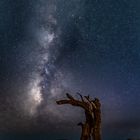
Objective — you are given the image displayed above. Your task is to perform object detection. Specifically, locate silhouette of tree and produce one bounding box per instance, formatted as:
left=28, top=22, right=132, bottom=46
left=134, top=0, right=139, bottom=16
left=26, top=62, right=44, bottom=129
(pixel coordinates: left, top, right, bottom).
left=56, top=93, right=101, bottom=140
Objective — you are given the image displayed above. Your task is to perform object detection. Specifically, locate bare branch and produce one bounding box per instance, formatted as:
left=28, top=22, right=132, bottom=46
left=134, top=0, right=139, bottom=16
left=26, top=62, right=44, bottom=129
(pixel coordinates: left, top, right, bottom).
left=56, top=93, right=89, bottom=111
left=77, top=92, right=84, bottom=102
left=56, top=99, right=89, bottom=111
left=66, top=93, right=75, bottom=100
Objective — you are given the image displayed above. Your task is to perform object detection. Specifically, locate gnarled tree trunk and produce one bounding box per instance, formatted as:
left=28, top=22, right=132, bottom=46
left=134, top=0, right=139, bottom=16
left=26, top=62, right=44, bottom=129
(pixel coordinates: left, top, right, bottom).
left=56, top=93, right=101, bottom=140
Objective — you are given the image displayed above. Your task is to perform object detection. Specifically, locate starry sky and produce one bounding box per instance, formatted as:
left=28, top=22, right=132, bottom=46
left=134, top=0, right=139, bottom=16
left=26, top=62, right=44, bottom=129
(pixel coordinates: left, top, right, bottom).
left=0, top=0, right=140, bottom=140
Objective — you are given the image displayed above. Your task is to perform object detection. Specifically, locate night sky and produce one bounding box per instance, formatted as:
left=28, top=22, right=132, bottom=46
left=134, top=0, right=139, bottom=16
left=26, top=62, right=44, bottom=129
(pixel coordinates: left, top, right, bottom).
left=0, top=0, right=140, bottom=140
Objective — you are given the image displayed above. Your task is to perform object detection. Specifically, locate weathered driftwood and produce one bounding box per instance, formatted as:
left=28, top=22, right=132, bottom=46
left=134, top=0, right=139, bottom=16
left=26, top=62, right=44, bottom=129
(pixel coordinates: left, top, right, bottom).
left=56, top=93, right=101, bottom=140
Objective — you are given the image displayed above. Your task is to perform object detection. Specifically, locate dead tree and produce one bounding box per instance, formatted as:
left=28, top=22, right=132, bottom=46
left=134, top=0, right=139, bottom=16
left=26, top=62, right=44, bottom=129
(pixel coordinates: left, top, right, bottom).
left=56, top=93, right=101, bottom=140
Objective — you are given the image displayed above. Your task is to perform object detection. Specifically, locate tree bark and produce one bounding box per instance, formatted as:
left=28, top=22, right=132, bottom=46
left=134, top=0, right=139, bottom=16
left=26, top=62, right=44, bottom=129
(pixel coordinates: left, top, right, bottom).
left=78, top=122, right=91, bottom=140
left=92, top=99, right=101, bottom=140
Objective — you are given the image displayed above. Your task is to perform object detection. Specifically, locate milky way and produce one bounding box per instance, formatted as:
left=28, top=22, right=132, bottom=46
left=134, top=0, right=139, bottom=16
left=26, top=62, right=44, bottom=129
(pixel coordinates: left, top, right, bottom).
left=23, top=0, right=58, bottom=116
left=23, top=0, right=81, bottom=120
